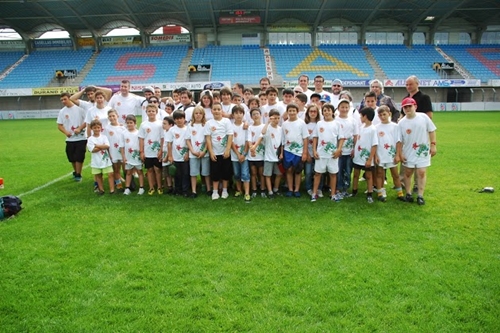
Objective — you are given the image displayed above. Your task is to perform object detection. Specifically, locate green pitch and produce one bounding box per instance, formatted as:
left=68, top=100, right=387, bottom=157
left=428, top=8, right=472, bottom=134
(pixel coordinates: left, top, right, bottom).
left=1, top=112, right=499, bottom=332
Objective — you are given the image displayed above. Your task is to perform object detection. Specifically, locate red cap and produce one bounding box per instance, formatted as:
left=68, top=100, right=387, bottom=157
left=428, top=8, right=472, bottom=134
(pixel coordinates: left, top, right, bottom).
left=401, top=97, right=417, bottom=107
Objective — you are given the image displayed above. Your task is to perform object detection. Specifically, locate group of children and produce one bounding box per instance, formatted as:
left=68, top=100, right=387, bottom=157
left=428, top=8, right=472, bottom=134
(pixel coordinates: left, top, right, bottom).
left=81, top=84, right=437, bottom=205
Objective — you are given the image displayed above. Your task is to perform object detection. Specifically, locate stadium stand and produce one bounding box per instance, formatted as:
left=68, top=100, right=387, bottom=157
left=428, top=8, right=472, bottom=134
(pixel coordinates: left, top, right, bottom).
left=81, top=45, right=188, bottom=86
left=0, top=51, right=24, bottom=73
left=439, top=44, right=500, bottom=82
left=368, top=45, right=448, bottom=80
left=269, top=44, right=373, bottom=81
left=190, top=45, right=266, bottom=85
left=0, top=50, right=92, bottom=89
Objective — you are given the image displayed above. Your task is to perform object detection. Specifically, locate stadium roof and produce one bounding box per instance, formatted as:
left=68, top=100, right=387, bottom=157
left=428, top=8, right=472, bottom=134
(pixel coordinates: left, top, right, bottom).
left=0, top=0, right=499, bottom=40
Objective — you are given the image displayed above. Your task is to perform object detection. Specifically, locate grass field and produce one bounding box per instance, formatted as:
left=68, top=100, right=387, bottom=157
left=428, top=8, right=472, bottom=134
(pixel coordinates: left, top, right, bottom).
left=1, top=112, right=499, bottom=332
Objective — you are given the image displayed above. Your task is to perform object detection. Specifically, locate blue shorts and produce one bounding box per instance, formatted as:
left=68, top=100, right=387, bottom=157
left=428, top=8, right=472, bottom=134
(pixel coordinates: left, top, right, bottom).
left=283, top=151, right=303, bottom=173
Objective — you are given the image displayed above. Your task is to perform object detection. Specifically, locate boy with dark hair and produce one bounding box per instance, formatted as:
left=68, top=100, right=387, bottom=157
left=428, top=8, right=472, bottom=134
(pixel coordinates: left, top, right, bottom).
left=352, top=107, right=378, bottom=203
left=57, top=92, right=87, bottom=182
left=166, top=111, right=190, bottom=197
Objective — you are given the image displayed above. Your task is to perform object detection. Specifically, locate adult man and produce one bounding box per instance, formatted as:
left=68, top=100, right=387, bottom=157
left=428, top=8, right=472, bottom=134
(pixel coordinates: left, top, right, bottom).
left=108, top=80, right=142, bottom=122
left=298, top=74, right=312, bottom=100
left=312, top=75, right=331, bottom=100
left=359, top=79, right=386, bottom=110
left=232, top=83, right=244, bottom=96
left=404, top=75, right=433, bottom=119
left=258, top=77, right=271, bottom=96
left=56, top=92, right=87, bottom=182
left=70, top=85, right=112, bottom=112
left=330, top=78, right=343, bottom=108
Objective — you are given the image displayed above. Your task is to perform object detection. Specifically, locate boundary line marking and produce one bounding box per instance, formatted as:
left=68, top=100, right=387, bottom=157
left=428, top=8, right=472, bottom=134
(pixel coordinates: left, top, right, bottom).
left=18, top=166, right=89, bottom=198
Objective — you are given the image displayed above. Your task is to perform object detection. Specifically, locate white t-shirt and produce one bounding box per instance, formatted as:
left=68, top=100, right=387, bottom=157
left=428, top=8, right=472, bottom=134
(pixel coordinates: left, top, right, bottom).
left=185, top=123, right=207, bottom=158
left=120, top=129, right=141, bottom=166
left=138, top=120, right=164, bottom=158
left=204, top=118, right=233, bottom=156
left=247, top=124, right=265, bottom=161
left=162, top=129, right=170, bottom=166
left=86, top=105, right=111, bottom=132
left=306, top=121, right=318, bottom=156
left=261, top=125, right=282, bottom=162
left=336, top=116, right=359, bottom=156
left=87, top=135, right=112, bottom=169
left=165, top=125, right=189, bottom=162
left=56, top=105, right=87, bottom=142
left=77, top=99, right=95, bottom=112
left=313, top=120, right=344, bottom=158
left=109, top=93, right=141, bottom=122
left=104, top=123, right=125, bottom=162
left=261, top=103, right=285, bottom=125
left=282, top=118, right=309, bottom=156
left=398, top=113, right=437, bottom=166
left=231, top=122, right=247, bottom=162
left=375, top=122, right=400, bottom=164
left=353, top=124, right=378, bottom=166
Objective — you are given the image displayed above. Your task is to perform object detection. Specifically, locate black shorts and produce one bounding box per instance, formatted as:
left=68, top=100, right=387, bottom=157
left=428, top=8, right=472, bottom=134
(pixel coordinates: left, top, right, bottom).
left=66, top=140, right=87, bottom=163
left=248, top=160, right=264, bottom=169
left=353, top=163, right=375, bottom=172
left=144, top=157, right=161, bottom=169
left=210, top=155, right=232, bottom=182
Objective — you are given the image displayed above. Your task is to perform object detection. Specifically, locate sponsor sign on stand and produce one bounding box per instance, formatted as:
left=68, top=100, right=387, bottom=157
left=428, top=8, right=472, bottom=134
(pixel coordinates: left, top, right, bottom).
left=32, top=87, right=79, bottom=96
left=0, top=40, right=25, bottom=48
left=129, top=81, right=231, bottom=92
left=384, top=79, right=481, bottom=87
left=101, top=36, right=141, bottom=45
left=0, top=88, right=32, bottom=97
left=149, top=34, right=191, bottom=44
left=33, top=39, right=73, bottom=48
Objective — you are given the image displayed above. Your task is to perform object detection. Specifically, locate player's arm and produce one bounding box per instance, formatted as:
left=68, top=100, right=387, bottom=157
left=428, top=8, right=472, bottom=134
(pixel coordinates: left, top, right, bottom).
left=58, top=123, right=71, bottom=138
left=95, top=86, right=112, bottom=101
left=366, top=144, right=377, bottom=168
left=334, top=138, right=345, bottom=159
left=224, top=135, right=233, bottom=159
left=429, top=131, right=437, bottom=156
left=206, top=135, right=216, bottom=161
left=70, top=89, right=85, bottom=105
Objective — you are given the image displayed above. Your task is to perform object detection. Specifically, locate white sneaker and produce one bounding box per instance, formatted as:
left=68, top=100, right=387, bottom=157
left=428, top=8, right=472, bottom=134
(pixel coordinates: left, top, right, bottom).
left=123, top=188, right=131, bottom=195
left=307, top=189, right=313, bottom=196
left=137, top=188, right=145, bottom=195
left=212, top=192, right=220, bottom=200
left=317, top=190, right=324, bottom=198
left=221, top=191, right=229, bottom=199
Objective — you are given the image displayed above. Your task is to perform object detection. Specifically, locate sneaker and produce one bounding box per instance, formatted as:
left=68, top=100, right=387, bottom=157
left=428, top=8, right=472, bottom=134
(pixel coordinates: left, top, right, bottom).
left=190, top=193, right=198, bottom=198
left=148, top=189, right=155, bottom=196
left=294, top=191, right=301, bottom=198
left=260, top=192, right=267, bottom=198
left=74, top=176, right=82, bottom=182
left=378, top=196, right=387, bottom=202
left=417, top=196, right=425, bottom=205
left=367, top=196, right=374, bottom=204
left=93, top=184, right=99, bottom=193
left=268, top=193, right=275, bottom=199
left=234, top=191, right=242, bottom=197
left=359, top=177, right=366, bottom=182
left=206, top=190, right=212, bottom=196
left=397, top=195, right=405, bottom=202
left=212, top=192, right=220, bottom=200
left=109, top=191, right=115, bottom=195
left=285, top=191, right=293, bottom=197
left=405, top=193, right=414, bottom=203
left=157, top=188, right=163, bottom=195
left=342, top=191, right=352, bottom=198
left=311, top=194, right=318, bottom=202
left=307, top=189, right=313, bottom=196
left=251, top=191, right=257, bottom=198
left=273, top=191, right=281, bottom=197
left=97, top=190, right=105, bottom=196
left=244, top=194, right=251, bottom=202
left=333, top=193, right=343, bottom=202
left=137, top=188, right=145, bottom=195
left=317, top=190, right=323, bottom=198
left=124, top=188, right=131, bottom=195
left=221, top=192, right=229, bottom=199
left=116, top=182, right=123, bottom=190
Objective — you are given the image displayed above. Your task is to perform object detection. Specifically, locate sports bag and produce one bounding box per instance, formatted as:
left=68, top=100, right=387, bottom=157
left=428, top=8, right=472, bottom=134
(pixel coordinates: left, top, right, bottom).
left=0, top=195, right=23, bottom=220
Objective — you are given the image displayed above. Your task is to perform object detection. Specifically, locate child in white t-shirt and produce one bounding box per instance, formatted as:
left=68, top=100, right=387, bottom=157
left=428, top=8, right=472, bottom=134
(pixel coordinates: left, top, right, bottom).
left=166, top=111, right=190, bottom=197
left=161, top=116, right=174, bottom=194
left=87, top=120, right=114, bottom=195
left=120, top=115, right=145, bottom=195
left=205, top=102, right=234, bottom=200
left=104, top=109, right=125, bottom=190
left=247, top=108, right=266, bottom=198
left=230, top=105, right=251, bottom=202
left=138, top=103, right=164, bottom=195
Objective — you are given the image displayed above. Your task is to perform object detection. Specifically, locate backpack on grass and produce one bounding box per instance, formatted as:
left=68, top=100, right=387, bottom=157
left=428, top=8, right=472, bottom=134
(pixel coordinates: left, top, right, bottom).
left=0, top=195, right=23, bottom=220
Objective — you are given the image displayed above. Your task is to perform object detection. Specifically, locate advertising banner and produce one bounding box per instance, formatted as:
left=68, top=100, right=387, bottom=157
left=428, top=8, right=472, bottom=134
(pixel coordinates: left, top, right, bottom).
left=32, top=87, right=79, bottom=96
left=33, top=39, right=73, bottom=48
left=101, top=36, right=141, bottom=45
left=149, top=34, right=191, bottom=44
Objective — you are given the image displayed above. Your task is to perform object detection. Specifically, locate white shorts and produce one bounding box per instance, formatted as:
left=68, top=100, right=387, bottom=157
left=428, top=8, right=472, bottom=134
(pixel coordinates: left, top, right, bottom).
left=314, top=157, right=339, bottom=174
left=403, top=160, right=431, bottom=169
left=125, top=163, right=142, bottom=171
left=378, top=162, right=397, bottom=169
left=263, top=161, right=280, bottom=177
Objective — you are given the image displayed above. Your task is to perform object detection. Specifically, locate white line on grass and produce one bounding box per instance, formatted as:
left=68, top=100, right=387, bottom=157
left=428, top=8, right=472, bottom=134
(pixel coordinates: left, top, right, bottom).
left=18, top=166, right=89, bottom=198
